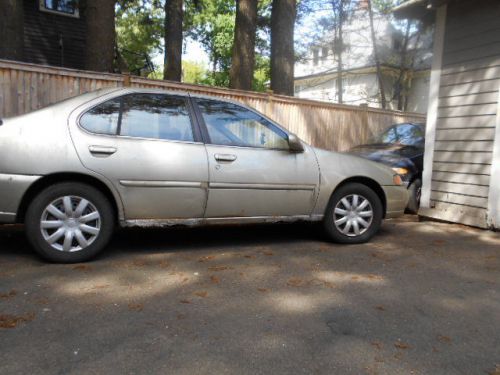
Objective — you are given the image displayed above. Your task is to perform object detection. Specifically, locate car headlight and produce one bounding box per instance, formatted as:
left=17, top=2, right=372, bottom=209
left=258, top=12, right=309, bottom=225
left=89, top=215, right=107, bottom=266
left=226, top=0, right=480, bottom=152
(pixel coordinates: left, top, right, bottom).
left=392, top=167, right=409, bottom=175
left=393, top=174, right=403, bottom=186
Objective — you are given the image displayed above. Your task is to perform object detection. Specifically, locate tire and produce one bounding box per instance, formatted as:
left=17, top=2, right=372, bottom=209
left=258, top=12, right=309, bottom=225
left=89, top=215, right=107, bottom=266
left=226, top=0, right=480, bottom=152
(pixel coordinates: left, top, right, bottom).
left=406, top=178, right=422, bottom=214
left=25, top=182, right=115, bottom=263
left=323, top=182, right=383, bottom=244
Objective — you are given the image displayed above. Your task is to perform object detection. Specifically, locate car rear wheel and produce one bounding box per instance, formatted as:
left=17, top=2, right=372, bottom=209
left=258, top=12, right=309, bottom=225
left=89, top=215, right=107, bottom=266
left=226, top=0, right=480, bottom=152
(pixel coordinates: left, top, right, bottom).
left=323, top=183, right=383, bottom=244
left=25, top=182, right=114, bottom=263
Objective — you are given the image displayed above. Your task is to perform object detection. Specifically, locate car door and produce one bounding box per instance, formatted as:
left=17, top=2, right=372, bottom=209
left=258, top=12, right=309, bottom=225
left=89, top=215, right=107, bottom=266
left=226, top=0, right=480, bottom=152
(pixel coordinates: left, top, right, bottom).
left=192, top=98, right=320, bottom=218
left=69, top=92, right=208, bottom=220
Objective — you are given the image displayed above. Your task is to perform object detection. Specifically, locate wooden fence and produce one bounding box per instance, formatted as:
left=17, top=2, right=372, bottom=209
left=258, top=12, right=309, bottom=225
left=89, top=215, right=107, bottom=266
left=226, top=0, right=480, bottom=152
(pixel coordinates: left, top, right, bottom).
left=0, top=59, right=425, bottom=151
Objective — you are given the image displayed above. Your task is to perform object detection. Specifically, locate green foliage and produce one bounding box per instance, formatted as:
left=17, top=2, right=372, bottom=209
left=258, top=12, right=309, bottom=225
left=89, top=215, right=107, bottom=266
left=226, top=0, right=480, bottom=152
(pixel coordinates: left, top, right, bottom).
left=115, top=0, right=272, bottom=90
left=115, top=0, right=163, bottom=75
left=182, top=60, right=208, bottom=84
left=253, top=54, right=270, bottom=92
left=187, top=0, right=235, bottom=77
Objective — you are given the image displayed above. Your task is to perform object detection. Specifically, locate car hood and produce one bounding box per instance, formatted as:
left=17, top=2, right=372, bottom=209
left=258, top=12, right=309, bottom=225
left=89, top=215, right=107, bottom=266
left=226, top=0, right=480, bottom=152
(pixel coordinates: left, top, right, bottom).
left=348, top=144, right=422, bottom=167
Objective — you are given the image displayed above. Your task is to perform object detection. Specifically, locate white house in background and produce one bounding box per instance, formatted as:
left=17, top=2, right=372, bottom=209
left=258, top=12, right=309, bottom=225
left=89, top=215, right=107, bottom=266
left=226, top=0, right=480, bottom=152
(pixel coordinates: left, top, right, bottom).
left=294, top=2, right=432, bottom=113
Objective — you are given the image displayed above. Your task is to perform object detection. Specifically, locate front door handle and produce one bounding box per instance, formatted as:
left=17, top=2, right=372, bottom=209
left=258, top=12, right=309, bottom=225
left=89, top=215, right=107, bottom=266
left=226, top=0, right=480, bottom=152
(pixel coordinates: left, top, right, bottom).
left=214, top=154, right=237, bottom=162
left=89, top=145, right=117, bottom=156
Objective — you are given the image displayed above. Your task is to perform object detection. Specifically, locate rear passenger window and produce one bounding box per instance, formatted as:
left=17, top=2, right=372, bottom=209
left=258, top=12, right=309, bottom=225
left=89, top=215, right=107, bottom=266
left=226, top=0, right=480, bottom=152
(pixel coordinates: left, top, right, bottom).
left=120, top=94, right=194, bottom=142
left=80, top=98, right=120, bottom=135
left=79, top=94, right=194, bottom=142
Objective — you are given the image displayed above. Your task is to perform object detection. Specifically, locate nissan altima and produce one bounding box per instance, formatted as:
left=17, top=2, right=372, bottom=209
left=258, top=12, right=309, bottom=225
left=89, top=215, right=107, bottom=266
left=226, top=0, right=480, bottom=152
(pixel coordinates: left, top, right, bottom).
left=0, top=88, right=408, bottom=263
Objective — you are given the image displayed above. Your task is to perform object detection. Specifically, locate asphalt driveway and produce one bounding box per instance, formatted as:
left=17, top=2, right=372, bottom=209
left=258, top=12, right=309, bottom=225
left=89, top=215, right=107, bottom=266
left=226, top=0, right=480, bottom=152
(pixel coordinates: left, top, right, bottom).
left=0, top=218, right=499, bottom=375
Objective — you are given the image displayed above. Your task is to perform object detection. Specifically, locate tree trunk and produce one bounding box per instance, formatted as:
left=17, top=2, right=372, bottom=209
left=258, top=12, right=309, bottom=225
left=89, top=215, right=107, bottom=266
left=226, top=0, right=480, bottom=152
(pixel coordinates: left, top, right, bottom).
left=164, top=0, right=183, bottom=81
left=270, top=0, right=296, bottom=96
left=85, top=0, right=116, bottom=72
left=0, top=0, right=24, bottom=61
left=229, top=0, right=258, bottom=90
left=395, top=21, right=411, bottom=110
left=367, top=0, right=386, bottom=109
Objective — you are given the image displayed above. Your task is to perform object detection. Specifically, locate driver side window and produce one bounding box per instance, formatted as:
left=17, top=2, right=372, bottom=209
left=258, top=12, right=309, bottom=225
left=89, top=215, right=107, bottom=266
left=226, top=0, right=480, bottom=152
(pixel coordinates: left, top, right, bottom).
left=196, top=99, right=289, bottom=150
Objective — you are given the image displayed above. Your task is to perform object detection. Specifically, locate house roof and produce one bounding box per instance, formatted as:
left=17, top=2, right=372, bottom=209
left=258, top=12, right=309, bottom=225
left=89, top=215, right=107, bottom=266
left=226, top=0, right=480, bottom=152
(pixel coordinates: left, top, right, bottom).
left=392, top=0, right=451, bottom=20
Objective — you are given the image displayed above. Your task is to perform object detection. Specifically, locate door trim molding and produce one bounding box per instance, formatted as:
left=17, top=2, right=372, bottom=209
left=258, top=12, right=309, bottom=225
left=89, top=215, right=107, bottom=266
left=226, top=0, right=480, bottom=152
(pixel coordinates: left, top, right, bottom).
left=209, top=182, right=316, bottom=191
left=119, top=180, right=204, bottom=188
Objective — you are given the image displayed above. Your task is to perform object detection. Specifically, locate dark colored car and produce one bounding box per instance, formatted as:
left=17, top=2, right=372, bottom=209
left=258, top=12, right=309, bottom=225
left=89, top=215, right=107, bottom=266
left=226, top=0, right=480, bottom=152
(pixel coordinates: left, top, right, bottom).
left=349, top=123, right=425, bottom=213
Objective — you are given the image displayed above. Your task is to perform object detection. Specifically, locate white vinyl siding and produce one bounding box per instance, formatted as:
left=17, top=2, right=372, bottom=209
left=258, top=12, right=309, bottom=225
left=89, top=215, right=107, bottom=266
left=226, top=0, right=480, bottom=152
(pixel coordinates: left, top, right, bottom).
left=422, top=0, right=500, bottom=228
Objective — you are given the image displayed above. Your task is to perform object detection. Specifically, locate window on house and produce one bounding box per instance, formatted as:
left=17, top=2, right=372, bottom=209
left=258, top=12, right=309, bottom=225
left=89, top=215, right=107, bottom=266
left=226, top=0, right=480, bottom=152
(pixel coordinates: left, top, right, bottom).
left=313, top=49, right=319, bottom=66
left=40, top=0, right=80, bottom=17
left=321, top=47, right=329, bottom=61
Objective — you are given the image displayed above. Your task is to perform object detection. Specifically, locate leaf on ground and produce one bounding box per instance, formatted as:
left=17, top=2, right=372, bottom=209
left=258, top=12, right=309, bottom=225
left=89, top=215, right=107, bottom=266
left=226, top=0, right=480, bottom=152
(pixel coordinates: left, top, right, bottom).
left=257, top=288, right=269, bottom=293
left=180, top=299, right=191, bottom=304
left=0, top=290, right=17, bottom=299
left=287, top=278, right=303, bottom=287
left=371, top=341, right=383, bottom=350
left=394, top=341, right=411, bottom=349
left=394, top=351, right=404, bottom=360
left=0, top=313, right=35, bottom=329
left=90, top=284, right=110, bottom=290
left=351, top=276, right=360, bottom=280
left=437, top=334, right=452, bottom=344
left=132, top=260, right=146, bottom=267
left=367, top=274, right=383, bottom=280
left=208, top=266, right=230, bottom=271
left=72, top=265, right=92, bottom=272
left=198, top=256, right=216, bottom=263
left=433, top=239, right=446, bottom=245
left=259, top=251, right=274, bottom=256
left=128, top=303, right=144, bottom=312
left=243, top=255, right=256, bottom=259
left=210, top=275, right=220, bottom=284
left=34, top=297, right=50, bottom=305
left=374, top=305, right=386, bottom=311
left=194, top=291, right=208, bottom=298
left=177, top=314, right=186, bottom=320
left=159, top=260, right=170, bottom=268
left=487, top=364, right=500, bottom=375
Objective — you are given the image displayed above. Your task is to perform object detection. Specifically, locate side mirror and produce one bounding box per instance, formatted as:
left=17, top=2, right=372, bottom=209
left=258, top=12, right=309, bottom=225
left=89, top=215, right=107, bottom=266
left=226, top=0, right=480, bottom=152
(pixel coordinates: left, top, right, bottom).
left=288, top=134, right=304, bottom=153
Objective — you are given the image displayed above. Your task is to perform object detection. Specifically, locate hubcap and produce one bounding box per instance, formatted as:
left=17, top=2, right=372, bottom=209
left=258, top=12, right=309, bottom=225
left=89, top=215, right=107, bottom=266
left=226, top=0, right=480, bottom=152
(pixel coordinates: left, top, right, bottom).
left=40, top=196, right=101, bottom=252
left=333, top=194, right=373, bottom=237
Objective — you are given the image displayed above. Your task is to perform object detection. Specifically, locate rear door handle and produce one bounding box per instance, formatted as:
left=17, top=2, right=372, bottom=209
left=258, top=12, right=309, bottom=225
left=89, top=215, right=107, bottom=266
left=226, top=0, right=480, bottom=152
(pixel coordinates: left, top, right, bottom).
left=214, top=154, right=237, bottom=162
left=89, top=145, right=117, bottom=156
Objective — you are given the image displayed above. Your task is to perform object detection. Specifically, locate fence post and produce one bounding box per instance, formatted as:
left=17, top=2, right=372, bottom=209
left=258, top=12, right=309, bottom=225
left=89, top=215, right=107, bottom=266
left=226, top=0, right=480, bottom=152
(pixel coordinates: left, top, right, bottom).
left=123, top=73, right=131, bottom=87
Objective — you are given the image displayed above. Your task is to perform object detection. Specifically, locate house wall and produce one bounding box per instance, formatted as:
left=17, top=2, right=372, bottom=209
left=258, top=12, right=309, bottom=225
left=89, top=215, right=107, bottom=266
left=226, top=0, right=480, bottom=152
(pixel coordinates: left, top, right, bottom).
left=405, top=74, right=430, bottom=114
left=22, top=0, right=86, bottom=69
left=295, top=70, right=429, bottom=114
left=295, top=73, right=380, bottom=107
left=420, top=0, right=500, bottom=229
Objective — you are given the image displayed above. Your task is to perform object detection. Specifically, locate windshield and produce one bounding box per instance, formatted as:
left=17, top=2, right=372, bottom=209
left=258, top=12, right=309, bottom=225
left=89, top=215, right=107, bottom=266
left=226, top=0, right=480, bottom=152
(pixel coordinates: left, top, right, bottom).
left=368, top=123, right=424, bottom=147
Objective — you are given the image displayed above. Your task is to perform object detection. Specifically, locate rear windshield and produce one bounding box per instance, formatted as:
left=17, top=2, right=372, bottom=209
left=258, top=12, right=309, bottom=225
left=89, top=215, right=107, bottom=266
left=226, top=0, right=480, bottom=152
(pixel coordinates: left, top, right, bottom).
left=368, top=123, right=424, bottom=147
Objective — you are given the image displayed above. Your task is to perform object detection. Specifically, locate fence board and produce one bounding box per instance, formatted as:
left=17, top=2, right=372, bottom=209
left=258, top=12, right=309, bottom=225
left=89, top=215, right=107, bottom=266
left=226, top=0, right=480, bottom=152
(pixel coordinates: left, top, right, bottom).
left=0, top=59, right=425, bottom=151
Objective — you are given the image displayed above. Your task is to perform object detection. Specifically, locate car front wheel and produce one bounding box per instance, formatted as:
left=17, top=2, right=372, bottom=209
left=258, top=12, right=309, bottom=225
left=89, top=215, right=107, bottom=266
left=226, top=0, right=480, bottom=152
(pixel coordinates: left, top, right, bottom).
left=323, top=182, right=383, bottom=244
left=25, top=182, right=114, bottom=263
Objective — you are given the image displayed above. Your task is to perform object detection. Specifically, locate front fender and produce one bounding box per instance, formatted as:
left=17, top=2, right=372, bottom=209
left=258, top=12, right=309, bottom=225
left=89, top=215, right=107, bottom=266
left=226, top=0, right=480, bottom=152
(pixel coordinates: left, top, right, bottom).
left=311, top=148, right=397, bottom=216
